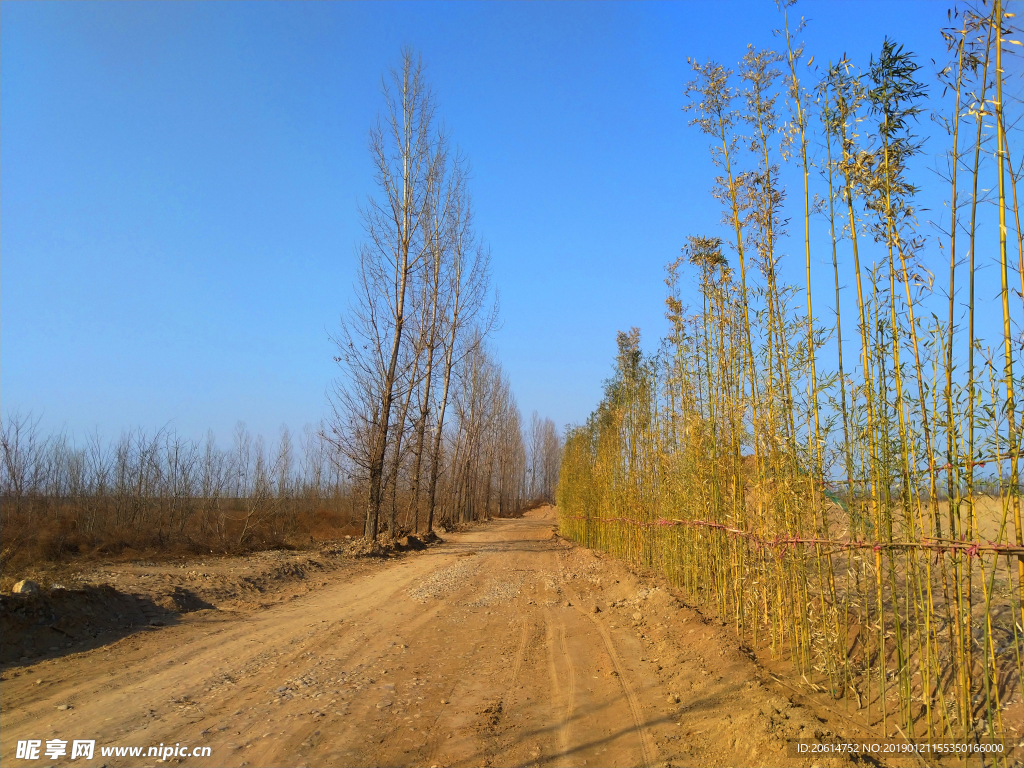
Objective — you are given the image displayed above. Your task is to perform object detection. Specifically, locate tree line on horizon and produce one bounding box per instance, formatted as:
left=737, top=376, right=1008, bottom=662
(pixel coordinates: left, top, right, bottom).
left=0, top=396, right=561, bottom=574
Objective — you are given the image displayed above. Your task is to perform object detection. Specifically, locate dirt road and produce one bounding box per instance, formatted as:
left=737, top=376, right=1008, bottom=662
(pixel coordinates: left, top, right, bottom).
left=2, top=507, right=870, bottom=768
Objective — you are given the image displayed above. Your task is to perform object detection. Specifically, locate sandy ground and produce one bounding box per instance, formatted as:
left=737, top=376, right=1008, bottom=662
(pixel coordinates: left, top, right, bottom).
left=1, top=507, right=974, bottom=768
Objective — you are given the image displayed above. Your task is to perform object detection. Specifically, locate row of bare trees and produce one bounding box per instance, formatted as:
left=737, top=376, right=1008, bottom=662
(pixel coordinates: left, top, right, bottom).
left=0, top=386, right=534, bottom=568
left=527, top=412, right=562, bottom=502
left=326, top=48, right=543, bottom=540
left=0, top=414, right=357, bottom=570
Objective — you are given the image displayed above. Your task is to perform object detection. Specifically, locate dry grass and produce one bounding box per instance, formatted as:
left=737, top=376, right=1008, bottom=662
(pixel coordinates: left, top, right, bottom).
left=0, top=496, right=364, bottom=582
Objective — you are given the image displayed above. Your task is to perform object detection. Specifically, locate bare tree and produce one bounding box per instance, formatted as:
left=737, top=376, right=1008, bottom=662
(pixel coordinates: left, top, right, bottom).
left=319, top=49, right=546, bottom=541
left=539, top=418, right=563, bottom=502
left=422, top=178, right=495, bottom=533
left=525, top=413, right=561, bottom=502
left=441, top=343, right=529, bottom=524
left=528, top=411, right=542, bottom=498
left=407, top=153, right=464, bottom=532
left=327, top=48, right=446, bottom=541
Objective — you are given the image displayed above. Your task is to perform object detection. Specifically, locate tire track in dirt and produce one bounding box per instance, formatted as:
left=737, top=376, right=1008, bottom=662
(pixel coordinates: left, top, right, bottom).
left=507, top=612, right=530, bottom=688
left=260, top=597, right=453, bottom=763
left=416, top=643, right=466, bottom=768
left=557, top=624, right=577, bottom=756
left=552, top=547, right=654, bottom=768
left=417, top=565, right=530, bottom=768
left=579, top=600, right=656, bottom=767
left=543, top=609, right=569, bottom=762
left=418, top=699, right=451, bottom=767
left=541, top=606, right=578, bottom=767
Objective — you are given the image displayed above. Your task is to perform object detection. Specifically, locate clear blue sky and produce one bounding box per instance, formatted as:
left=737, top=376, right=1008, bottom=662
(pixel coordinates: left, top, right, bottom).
left=1, top=1, right=1016, bottom=443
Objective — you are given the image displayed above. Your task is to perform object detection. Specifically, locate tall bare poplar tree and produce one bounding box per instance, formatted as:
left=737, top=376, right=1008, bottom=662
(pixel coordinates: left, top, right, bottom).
left=328, top=48, right=505, bottom=541
left=423, top=187, right=495, bottom=533
left=329, top=48, right=444, bottom=541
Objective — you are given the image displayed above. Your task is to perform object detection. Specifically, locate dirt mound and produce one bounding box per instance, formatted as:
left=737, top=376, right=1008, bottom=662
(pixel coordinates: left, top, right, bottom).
left=342, top=538, right=390, bottom=558
left=418, top=530, right=443, bottom=545
left=338, top=531, right=445, bottom=557
left=398, top=535, right=425, bottom=550
left=154, top=586, right=215, bottom=613
left=0, top=584, right=193, bottom=664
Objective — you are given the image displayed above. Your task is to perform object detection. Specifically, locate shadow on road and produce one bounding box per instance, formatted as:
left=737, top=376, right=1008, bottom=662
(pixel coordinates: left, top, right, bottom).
left=0, top=584, right=213, bottom=668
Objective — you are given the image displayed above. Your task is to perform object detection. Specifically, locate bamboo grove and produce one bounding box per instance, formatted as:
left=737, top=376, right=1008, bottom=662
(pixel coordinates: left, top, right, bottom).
left=559, top=0, right=1023, bottom=748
